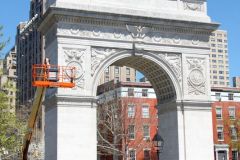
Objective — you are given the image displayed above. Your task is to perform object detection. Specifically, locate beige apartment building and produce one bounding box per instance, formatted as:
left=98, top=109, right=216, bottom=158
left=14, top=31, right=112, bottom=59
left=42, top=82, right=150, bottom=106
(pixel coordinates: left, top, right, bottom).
left=209, top=30, right=230, bottom=87
left=0, top=46, right=17, bottom=109
left=98, top=66, right=136, bottom=85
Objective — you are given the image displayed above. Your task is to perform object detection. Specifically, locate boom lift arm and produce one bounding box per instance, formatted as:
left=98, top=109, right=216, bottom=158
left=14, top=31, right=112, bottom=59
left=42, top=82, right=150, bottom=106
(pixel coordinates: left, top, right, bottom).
left=22, top=64, right=76, bottom=160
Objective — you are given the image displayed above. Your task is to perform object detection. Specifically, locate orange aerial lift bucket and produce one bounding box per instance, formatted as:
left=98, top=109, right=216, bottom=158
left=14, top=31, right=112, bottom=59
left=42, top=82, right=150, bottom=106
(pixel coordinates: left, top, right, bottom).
left=32, top=64, right=76, bottom=88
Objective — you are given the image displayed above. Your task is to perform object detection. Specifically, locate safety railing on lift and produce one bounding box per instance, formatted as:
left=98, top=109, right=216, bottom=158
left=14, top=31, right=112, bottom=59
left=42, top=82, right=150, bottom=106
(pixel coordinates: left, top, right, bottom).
left=32, top=64, right=76, bottom=88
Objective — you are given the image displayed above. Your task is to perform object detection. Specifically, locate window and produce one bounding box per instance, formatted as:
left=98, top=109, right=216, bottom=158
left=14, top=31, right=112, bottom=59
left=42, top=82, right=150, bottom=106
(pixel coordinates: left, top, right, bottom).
left=142, top=89, right=148, bottom=97
left=105, top=67, right=109, bottom=74
left=128, top=104, right=135, bottom=117
left=212, top=50, right=216, bottom=53
left=144, top=150, right=150, bottom=160
left=219, top=71, right=224, bottom=74
left=210, top=38, right=215, bottom=42
left=229, top=107, right=236, bottom=119
left=220, top=82, right=225, bottom=85
left=218, top=44, right=223, bottom=48
left=218, top=55, right=223, bottom=58
left=126, top=67, right=130, bottom=75
left=142, top=105, right=149, bottom=118
left=212, top=54, right=216, bottom=57
left=212, top=60, right=216, bottom=63
left=143, top=125, right=150, bottom=138
left=213, top=70, right=217, bottom=74
left=219, top=65, right=224, bottom=69
left=217, top=126, right=224, bottom=141
left=213, top=76, right=218, bottom=79
left=217, top=39, right=223, bottom=42
left=232, top=150, right=238, bottom=160
left=218, top=49, right=223, bottom=53
left=230, top=126, right=237, bottom=141
left=211, top=44, right=216, bottom=47
left=115, top=77, right=120, bottom=83
left=115, top=66, right=119, bottom=74
left=128, top=125, right=135, bottom=139
left=129, top=150, right=136, bottom=160
left=219, top=76, right=224, bottom=80
left=105, top=76, right=109, bottom=82
left=128, top=88, right=134, bottom=96
left=218, top=60, right=223, bottom=64
left=216, top=107, right=222, bottom=119
left=126, top=78, right=131, bottom=82
left=228, top=93, right=234, bottom=100
left=216, top=93, right=221, bottom=100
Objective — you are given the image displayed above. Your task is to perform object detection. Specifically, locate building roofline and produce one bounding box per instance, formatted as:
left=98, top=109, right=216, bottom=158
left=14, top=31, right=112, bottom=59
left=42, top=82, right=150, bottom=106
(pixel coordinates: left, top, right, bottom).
left=211, top=87, right=240, bottom=93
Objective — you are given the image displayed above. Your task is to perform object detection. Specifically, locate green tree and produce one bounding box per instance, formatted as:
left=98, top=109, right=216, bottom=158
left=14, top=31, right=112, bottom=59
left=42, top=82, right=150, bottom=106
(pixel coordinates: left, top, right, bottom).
left=0, top=25, right=9, bottom=53
left=0, top=25, right=25, bottom=159
left=0, top=91, right=25, bottom=159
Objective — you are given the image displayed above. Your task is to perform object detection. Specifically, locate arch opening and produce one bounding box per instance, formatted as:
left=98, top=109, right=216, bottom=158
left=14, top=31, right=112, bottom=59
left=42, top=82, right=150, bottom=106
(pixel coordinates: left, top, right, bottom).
left=94, top=52, right=181, bottom=160
left=92, top=50, right=181, bottom=104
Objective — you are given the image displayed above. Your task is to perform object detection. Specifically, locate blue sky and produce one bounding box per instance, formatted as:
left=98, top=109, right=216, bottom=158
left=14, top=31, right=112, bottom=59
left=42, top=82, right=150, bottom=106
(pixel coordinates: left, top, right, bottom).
left=0, top=1, right=240, bottom=85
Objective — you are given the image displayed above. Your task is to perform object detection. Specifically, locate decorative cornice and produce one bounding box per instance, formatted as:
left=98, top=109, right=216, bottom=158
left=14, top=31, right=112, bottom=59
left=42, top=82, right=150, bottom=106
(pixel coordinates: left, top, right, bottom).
left=39, top=7, right=219, bottom=36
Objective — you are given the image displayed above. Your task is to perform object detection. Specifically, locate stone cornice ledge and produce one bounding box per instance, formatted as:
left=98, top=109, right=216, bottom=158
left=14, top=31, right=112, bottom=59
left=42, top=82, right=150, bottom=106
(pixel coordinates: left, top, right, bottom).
left=158, top=100, right=212, bottom=114
left=177, top=100, right=212, bottom=111
left=53, top=1, right=211, bottom=23
left=39, top=7, right=219, bottom=35
left=44, top=94, right=98, bottom=108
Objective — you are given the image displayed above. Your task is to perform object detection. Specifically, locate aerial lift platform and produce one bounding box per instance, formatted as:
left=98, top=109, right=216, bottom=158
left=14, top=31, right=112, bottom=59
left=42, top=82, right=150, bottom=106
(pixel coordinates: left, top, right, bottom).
left=22, top=63, right=76, bottom=160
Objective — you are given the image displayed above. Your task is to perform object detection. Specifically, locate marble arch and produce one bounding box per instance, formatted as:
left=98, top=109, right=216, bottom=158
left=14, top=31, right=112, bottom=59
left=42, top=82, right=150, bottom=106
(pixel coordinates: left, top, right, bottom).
left=39, top=0, right=218, bottom=160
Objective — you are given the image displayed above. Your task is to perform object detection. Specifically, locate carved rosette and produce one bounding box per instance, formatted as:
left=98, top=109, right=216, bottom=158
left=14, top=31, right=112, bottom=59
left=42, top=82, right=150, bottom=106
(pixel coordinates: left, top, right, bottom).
left=63, top=48, right=86, bottom=89
left=158, top=53, right=182, bottom=82
left=91, top=48, right=121, bottom=76
left=186, top=57, right=206, bottom=95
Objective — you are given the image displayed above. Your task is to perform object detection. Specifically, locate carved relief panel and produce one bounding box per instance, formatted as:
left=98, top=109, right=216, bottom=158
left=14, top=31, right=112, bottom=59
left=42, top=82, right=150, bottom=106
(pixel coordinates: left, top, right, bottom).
left=63, top=48, right=86, bottom=89
left=185, top=56, right=207, bottom=96
left=182, top=0, right=205, bottom=12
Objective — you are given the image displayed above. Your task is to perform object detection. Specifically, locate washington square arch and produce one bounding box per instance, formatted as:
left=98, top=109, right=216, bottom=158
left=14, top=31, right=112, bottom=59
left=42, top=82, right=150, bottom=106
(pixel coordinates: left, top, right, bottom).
left=38, top=0, right=219, bottom=159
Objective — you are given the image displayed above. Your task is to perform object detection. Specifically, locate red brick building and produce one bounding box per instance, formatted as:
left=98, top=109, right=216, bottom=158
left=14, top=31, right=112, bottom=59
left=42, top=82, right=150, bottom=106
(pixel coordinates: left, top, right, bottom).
left=97, top=81, right=158, bottom=160
left=97, top=83, right=240, bottom=160
left=211, top=87, right=240, bottom=160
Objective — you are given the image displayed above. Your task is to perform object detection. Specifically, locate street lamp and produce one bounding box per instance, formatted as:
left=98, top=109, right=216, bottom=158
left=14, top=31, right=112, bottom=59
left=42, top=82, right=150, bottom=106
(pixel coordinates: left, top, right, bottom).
left=152, top=132, right=164, bottom=159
